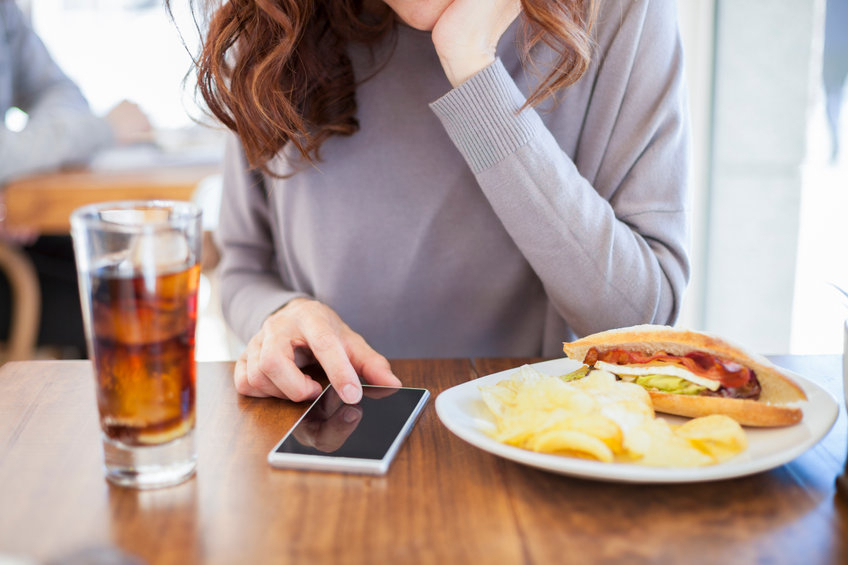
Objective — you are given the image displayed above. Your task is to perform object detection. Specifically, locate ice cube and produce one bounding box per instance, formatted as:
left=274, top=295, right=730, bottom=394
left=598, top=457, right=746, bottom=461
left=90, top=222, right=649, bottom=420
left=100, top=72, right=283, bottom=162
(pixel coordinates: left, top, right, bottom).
left=100, top=208, right=171, bottom=225
left=129, top=230, right=191, bottom=271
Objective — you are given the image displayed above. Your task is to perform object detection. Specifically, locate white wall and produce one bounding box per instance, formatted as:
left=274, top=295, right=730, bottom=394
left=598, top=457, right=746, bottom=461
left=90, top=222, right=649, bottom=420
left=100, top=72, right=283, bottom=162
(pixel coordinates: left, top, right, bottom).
left=706, top=0, right=821, bottom=354
left=677, top=0, right=822, bottom=354
left=676, top=0, right=716, bottom=332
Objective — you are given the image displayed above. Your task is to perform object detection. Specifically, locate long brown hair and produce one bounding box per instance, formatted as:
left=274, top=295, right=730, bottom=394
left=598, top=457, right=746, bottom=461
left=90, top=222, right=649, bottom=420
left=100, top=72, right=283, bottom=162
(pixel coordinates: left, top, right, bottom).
left=183, top=0, right=598, bottom=174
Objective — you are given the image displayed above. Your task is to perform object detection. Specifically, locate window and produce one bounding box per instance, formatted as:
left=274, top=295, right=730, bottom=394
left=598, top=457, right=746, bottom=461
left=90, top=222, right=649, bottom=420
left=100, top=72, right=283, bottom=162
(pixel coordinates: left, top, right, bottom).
left=29, top=0, right=206, bottom=130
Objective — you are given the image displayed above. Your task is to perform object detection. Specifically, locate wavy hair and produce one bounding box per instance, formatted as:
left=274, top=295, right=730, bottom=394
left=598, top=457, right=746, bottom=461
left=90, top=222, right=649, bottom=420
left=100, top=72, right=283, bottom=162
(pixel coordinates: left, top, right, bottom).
left=181, top=0, right=598, bottom=174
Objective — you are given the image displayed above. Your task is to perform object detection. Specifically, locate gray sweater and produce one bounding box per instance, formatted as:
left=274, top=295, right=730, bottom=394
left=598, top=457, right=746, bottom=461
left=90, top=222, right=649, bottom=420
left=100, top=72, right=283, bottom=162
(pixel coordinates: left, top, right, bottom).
left=217, top=0, right=690, bottom=358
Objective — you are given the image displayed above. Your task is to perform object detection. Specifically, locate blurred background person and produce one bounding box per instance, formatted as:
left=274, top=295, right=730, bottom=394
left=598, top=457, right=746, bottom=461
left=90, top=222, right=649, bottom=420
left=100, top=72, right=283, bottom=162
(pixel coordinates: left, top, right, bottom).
left=0, top=0, right=152, bottom=358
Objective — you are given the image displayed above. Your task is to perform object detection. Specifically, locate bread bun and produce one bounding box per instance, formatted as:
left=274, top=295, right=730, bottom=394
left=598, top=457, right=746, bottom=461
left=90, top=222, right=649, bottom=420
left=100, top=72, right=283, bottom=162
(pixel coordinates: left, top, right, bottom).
left=562, top=325, right=807, bottom=427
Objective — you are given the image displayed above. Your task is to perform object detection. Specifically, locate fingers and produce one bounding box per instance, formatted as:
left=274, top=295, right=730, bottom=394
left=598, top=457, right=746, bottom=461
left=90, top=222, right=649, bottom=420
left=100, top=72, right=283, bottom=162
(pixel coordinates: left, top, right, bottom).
left=232, top=298, right=399, bottom=404
left=257, top=336, right=324, bottom=401
left=299, top=318, right=363, bottom=404
left=234, top=353, right=270, bottom=397
left=235, top=329, right=323, bottom=401
left=431, top=0, right=522, bottom=85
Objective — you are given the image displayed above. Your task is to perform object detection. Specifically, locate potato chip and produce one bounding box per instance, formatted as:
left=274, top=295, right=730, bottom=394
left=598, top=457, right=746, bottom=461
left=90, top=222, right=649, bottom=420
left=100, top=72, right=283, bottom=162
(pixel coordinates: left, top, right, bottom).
left=513, top=378, right=596, bottom=415
left=626, top=419, right=714, bottom=467
left=673, top=414, right=748, bottom=463
left=544, top=412, right=623, bottom=452
left=601, top=399, right=654, bottom=434
left=529, top=429, right=615, bottom=462
left=494, top=411, right=553, bottom=445
left=577, top=368, right=618, bottom=387
left=478, top=364, right=748, bottom=468
left=571, top=370, right=652, bottom=411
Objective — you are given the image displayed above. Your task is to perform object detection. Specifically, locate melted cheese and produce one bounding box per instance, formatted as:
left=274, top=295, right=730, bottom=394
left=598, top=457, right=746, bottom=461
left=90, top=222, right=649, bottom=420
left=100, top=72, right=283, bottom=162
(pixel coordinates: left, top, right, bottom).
left=594, top=360, right=722, bottom=391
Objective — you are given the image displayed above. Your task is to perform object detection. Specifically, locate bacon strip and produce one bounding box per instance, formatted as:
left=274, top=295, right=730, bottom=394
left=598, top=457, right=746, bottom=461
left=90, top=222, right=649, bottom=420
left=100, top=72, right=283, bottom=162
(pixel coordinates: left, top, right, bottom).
left=584, top=348, right=753, bottom=389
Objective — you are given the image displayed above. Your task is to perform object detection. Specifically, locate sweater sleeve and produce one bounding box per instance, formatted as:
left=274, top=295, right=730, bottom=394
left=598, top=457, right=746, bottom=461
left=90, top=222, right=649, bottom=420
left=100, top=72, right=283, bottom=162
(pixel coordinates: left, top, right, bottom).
left=429, top=0, right=690, bottom=337
left=216, top=135, right=310, bottom=342
left=0, top=4, right=112, bottom=185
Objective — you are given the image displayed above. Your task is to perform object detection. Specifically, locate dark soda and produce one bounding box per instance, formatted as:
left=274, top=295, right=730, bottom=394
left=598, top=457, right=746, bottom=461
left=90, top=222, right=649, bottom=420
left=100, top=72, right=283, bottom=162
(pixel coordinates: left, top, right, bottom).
left=87, top=264, right=200, bottom=446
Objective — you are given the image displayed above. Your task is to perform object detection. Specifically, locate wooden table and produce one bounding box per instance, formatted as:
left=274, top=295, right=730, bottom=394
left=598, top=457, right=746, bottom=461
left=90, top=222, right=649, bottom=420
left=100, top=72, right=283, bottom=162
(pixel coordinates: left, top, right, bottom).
left=0, top=356, right=845, bottom=564
left=2, top=164, right=219, bottom=234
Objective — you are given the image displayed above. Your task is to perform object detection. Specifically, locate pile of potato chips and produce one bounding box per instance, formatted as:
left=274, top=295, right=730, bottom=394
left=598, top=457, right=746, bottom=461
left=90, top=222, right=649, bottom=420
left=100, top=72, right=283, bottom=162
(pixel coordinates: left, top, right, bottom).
left=479, top=365, right=747, bottom=467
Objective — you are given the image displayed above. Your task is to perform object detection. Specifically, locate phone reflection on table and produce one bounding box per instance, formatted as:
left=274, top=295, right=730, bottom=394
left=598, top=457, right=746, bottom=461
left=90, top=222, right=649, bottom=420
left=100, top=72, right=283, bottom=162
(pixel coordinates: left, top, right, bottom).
left=291, top=387, right=402, bottom=452
left=292, top=393, right=363, bottom=453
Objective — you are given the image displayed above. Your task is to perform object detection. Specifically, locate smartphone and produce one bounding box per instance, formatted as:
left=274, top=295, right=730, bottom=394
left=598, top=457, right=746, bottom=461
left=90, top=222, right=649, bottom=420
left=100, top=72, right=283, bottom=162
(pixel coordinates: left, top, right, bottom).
left=267, top=385, right=430, bottom=475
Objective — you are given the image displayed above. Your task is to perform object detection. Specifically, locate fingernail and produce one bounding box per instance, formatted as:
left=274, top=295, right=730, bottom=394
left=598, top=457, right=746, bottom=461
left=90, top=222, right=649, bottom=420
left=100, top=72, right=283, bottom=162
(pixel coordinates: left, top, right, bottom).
left=343, top=384, right=362, bottom=404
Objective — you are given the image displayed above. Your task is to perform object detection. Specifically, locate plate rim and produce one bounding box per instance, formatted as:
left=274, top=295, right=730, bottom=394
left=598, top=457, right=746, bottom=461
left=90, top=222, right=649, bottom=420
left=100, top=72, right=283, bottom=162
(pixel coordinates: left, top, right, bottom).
left=435, top=357, right=839, bottom=484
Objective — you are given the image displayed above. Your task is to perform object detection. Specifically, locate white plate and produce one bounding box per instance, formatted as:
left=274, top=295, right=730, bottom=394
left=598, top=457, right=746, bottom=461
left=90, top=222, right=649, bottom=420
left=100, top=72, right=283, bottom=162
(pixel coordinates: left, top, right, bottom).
left=435, top=358, right=839, bottom=483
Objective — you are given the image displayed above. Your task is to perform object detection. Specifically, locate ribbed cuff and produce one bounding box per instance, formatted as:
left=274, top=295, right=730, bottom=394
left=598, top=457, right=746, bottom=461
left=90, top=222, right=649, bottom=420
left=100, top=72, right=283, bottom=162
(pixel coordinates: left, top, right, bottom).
left=430, top=58, right=542, bottom=174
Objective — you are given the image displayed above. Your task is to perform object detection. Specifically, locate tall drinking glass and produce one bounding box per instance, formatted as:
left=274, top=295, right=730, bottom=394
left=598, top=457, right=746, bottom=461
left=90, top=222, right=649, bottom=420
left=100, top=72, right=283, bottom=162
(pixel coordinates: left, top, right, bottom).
left=71, top=201, right=202, bottom=489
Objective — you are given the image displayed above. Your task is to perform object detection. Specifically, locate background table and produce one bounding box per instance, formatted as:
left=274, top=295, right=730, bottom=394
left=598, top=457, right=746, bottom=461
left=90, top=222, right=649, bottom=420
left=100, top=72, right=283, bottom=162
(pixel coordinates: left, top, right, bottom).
left=2, top=165, right=219, bottom=234
left=0, top=356, right=845, bottom=564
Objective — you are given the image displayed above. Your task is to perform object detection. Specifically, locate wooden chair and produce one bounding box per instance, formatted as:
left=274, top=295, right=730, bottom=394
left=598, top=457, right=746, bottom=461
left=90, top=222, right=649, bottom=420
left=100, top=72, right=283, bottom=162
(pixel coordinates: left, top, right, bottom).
left=0, top=241, right=41, bottom=362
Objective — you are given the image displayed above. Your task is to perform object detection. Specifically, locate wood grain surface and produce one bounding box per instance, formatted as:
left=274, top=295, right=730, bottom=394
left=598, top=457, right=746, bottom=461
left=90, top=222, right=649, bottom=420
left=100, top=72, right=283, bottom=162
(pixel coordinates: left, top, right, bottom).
left=0, top=356, right=845, bottom=564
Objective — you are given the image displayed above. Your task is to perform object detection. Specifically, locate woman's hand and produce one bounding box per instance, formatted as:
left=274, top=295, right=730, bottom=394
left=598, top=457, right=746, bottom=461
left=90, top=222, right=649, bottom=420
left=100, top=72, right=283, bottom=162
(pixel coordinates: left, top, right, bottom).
left=234, top=298, right=401, bottom=404
left=431, top=0, right=522, bottom=87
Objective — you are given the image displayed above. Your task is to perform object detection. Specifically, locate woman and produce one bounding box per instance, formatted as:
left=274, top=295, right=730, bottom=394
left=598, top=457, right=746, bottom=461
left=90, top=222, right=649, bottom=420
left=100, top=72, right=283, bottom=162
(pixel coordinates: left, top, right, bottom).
left=188, top=0, right=690, bottom=403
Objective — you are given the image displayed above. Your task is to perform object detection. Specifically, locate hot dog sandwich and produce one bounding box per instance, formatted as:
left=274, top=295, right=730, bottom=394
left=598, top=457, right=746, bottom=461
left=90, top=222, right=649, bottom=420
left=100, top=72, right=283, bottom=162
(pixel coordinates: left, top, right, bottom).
left=562, top=325, right=807, bottom=427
